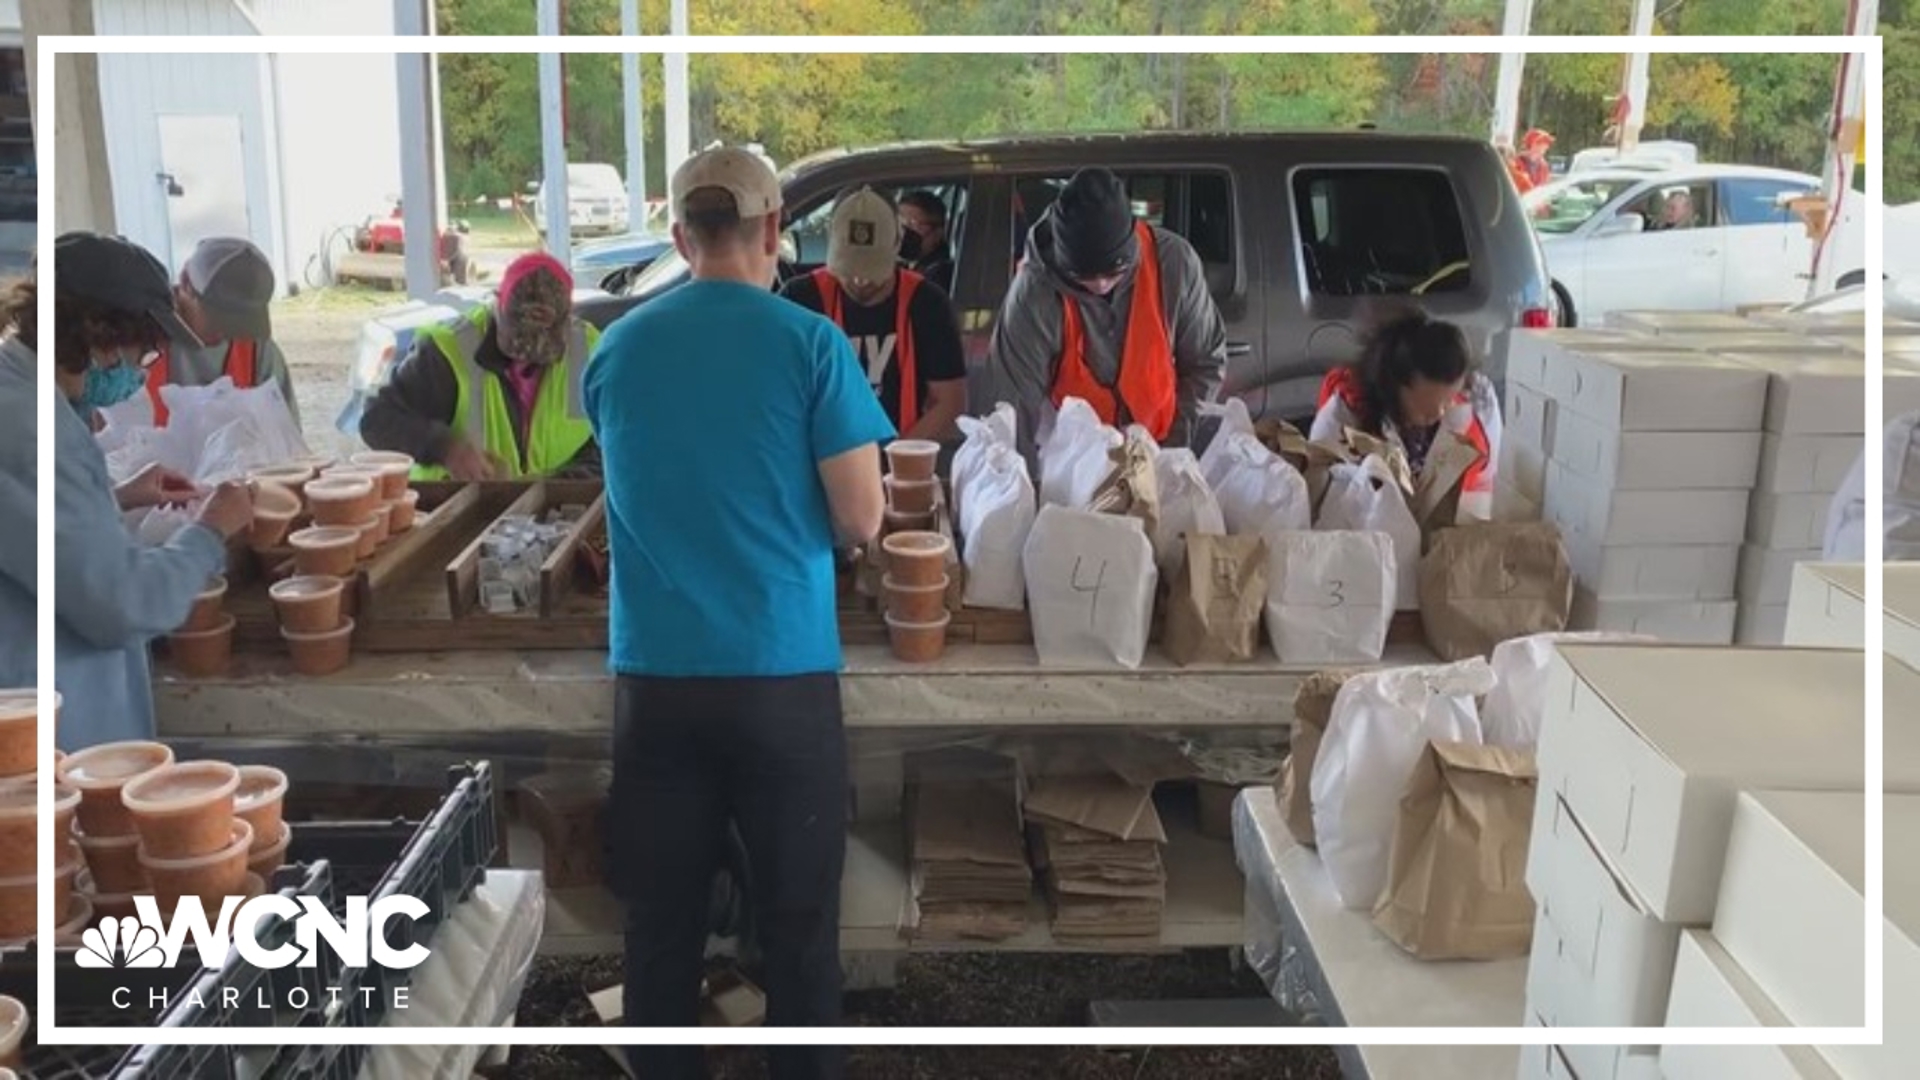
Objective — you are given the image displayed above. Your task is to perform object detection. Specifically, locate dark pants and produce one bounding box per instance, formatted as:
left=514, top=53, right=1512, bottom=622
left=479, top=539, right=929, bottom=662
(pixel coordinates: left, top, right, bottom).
left=611, top=673, right=848, bottom=1080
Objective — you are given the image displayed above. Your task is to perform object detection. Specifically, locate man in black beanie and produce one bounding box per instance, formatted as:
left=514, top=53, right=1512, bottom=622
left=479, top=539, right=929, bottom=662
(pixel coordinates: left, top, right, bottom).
left=986, top=167, right=1225, bottom=452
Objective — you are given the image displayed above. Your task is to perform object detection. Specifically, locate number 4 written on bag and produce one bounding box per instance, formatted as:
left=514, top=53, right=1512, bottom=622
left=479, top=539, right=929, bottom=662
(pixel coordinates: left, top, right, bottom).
left=1070, top=556, right=1108, bottom=629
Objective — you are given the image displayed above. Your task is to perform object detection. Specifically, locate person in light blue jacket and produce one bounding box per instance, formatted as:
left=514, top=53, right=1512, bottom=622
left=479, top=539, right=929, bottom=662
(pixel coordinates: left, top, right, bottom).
left=0, top=234, right=255, bottom=750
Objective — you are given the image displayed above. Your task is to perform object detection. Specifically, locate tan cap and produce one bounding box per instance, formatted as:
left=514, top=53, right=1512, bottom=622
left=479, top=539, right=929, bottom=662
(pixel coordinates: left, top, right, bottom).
left=670, top=146, right=782, bottom=222
left=826, top=188, right=900, bottom=285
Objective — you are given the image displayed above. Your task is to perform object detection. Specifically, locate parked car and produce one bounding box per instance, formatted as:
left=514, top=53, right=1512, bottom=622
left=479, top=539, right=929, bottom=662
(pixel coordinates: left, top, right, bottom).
left=532, top=163, right=629, bottom=239
left=1525, top=164, right=1867, bottom=327
left=571, top=230, right=675, bottom=293
left=578, top=131, right=1555, bottom=424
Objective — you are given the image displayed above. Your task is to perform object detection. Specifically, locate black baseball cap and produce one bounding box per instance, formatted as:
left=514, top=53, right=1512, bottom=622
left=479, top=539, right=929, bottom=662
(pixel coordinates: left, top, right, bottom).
left=1050, top=168, right=1139, bottom=279
left=54, top=232, right=204, bottom=347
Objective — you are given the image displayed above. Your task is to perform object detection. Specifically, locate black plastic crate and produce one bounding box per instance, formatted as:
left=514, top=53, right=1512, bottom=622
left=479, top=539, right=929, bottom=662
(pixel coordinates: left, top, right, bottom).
left=0, top=956, right=193, bottom=1080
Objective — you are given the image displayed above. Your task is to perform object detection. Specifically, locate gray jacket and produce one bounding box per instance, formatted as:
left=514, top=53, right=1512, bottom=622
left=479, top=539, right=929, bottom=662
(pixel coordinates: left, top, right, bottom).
left=986, top=217, right=1226, bottom=454
left=0, top=338, right=226, bottom=750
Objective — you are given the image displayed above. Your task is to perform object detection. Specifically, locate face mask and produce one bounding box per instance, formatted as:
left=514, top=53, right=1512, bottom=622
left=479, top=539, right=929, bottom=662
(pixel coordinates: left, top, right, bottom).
left=898, top=229, right=925, bottom=261
left=81, top=361, right=148, bottom=409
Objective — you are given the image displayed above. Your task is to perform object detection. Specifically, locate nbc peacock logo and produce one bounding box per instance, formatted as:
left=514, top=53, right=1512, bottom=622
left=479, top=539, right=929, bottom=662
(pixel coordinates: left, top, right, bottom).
left=75, top=916, right=168, bottom=969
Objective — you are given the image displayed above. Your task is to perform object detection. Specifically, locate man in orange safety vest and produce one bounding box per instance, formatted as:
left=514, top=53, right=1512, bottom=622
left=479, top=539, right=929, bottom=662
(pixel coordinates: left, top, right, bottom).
left=142, top=237, right=300, bottom=429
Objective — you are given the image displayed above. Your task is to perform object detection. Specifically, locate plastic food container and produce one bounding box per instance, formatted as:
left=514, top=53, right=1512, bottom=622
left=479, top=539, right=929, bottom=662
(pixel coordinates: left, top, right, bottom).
left=269, top=575, right=345, bottom=634
left=78, top=828, right=147, bottom=893
left=141, top=817, right=253, bottom=909
left=92, top=891, right=138, bottom=921
left=168, top=613, right=235, bottom=678
left=248, top=462, right=316, bottom=491
left=350, top=450, right=415, bottom=501
left=51, top=852, right=81, bottom=932
left=885, top=439, right=941, bottom=482
left=247, top=481, right=303, bottom=551
left=55, top=891, right=93, bottom=943
left=0, top=778, right=79, bottom=877
left=352, top=513, right=386, bottom=558
left=880, top=531, right=952, bottom=588
left=883, top=508, right=934, bottom=535
left=305, top=475, right=378, bottom=527
left=885, top=612, right=952, bottom=664
left=0, top=873, right=29, bottom=939
left=121, top=761, right=241, bottom=859
left=283, top=617, right=355, bottom=677
left=0, top=690, right=41, bottom=777
left=58, top=740, right=174, bottom=838
left=883, top=574, right=950, bottom=625
left=240, top=871, right=265, bottom=900
left=884, top=476, right=939, bottom=515
left=234, top=766, right=288, bottom=851
left=0, top=995, right=23, bottom=1068
left=180, top=575, right=228, bottom=633
left=248, top=819, right=292, bottom=880
left=389, top=488, right=421, bottom=532
left=289, top=526, right=360, bottom=577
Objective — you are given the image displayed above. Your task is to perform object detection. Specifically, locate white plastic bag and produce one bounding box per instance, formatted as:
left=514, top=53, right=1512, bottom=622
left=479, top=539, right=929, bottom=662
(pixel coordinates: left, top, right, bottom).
left=953, top=403, right=1018, bottom=523
left=1205, top=432, right=1311, bottom=537
left=1151, top=449, right=1226, bottom=573
left=1038, top=397, right=1122, bottom=510
left=1318, top=455, right=1422, bottom=611
left=1265, top=529, right=1396, bottom=664
left=1022, top=504, right=1158, bottom=668
left=1197, top=397, right=1258, bottom=473
left=959, top=443, right=1038, bottom=610
left=1310, top=659, right=1495, bottom=911
left=1481, top=631, right=1653, bottom=749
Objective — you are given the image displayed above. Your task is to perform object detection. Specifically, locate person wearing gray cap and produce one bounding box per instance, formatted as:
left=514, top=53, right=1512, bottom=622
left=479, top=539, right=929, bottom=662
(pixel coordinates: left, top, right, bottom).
left=0, top=233, right=254, bottom=750
left=143, top=236, right=299, bottom=429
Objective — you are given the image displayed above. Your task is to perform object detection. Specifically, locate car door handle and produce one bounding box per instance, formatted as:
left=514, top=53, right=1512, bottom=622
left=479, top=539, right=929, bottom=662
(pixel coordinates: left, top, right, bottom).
left=1226, top=341, right=1254, bottom=359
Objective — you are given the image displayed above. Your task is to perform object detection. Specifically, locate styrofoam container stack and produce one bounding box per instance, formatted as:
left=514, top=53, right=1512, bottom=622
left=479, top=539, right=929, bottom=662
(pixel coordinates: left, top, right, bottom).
left=1520, top=641, right=1920, bottom=1079
left=1510, top=336, right=1768, bottom=645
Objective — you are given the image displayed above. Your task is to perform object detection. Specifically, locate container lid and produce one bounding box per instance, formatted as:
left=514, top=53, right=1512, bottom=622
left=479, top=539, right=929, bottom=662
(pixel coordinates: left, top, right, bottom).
left=195, top=576, right=227, bottom=600
left=251, top=481, right=302, bottom=517
left=881, top=573, right=951, bottom=593
left=234, top=765, right=288, bottom=810
left=305, top=476, right=375, bottom=501
left=0, top=689, right=51, bottom=722
left=268, top=575, right=345, bottom=601
left=281, top=616, right=356, bottom=643
left=883, top=475, right=939, bottom=489
left=168, top=612, right=235, bottom=639
left=0, top=994, right=24, bottom=1035
left=887, top=439, right=941, bottom=457
left=138, top=817, right=253, bottom=870
left=288, top=526, right=362, bottom=549
left=0, top=777, right=79, bottom=819
left=881, top=531, right=952, bottom=557
left=884, top=611, right=954, bottom=631
left=119, top=760, right=240, bottom=815
left=58, top=740, right=175, bottom=788
left=350, top=450, right=415, bottom=473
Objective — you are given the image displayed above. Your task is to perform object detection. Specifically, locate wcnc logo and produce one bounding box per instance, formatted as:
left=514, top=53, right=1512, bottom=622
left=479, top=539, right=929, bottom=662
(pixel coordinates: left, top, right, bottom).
left=75, top=894, right=432, bottom=971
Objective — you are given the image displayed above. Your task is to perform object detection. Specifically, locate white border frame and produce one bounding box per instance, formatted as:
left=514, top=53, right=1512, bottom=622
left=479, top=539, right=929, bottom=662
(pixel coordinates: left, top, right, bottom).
left=34, top=33, right=1883, bottom=1052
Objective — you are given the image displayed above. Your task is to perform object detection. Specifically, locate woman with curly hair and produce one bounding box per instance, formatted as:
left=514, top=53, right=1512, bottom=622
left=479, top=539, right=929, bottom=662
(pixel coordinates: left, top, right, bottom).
left=0, top=233, right=255, bottom=749
left=1310, top=305, right=1504, bottom=521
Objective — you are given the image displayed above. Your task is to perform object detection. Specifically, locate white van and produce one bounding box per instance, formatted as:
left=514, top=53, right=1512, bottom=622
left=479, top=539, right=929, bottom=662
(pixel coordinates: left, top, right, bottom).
left=532, top=163, right=629, bottom=238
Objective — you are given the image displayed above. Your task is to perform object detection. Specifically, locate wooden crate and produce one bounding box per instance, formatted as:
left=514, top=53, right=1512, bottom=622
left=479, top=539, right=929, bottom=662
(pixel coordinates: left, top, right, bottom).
left=444, top=480, right=605, bottom=619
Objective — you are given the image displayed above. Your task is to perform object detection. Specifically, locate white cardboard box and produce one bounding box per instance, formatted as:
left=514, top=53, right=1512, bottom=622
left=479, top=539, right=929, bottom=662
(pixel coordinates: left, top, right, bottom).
left=1566, top=540, right=1739, bottom=601
left=1735, top=603, right=1788, bottom=647
left=1746, top=490, right=1831, bottom=551
left=1537, top=643, right=1919, bottom=923
left=1737, top=546, right=1822, bottom=608
left=1544, top=462, right=1750, bottom=547
left=1888, top=566, right=1920, bottom=670
left=1550, top=408, right=1761, bottom=490
left=1508, top=329, right=1671, bottom=394
left=1515, top=1043, right=1578, bottom=1080
left=1810, top=793, right=1920, bottom=1080
left=1658, top=332, right=1842, bottom=358
left=1605, top=310, right=1758, bottom=336
left=1720, top=354, right=1867, bottom=435
left=1660, top=930, right=1843, bottom=1080
left=1783, top=563, right=1866, bottom=649
left=1509, top=383, right=1556, bottom=456
left=1569, top=592, right=1738, bottom=644
left=1525, top=796, right=1680, bottom=1029
left=1495, top=484, right=1543, bottom=524
left=1502, top=438, right=1550, bottom=506
left=1756, top=433, right=1865, bottom=494
left=1546, top=350, right=1770, bottom=433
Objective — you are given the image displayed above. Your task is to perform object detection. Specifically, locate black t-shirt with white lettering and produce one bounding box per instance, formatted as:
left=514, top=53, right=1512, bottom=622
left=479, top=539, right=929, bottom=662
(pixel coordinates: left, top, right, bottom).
left=780, top=270, right=967, bottom=432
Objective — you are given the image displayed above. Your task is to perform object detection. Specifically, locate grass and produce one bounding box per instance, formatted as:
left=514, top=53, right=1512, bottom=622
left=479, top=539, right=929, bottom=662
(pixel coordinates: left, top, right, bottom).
left=275, top=283, right=411, bottom=317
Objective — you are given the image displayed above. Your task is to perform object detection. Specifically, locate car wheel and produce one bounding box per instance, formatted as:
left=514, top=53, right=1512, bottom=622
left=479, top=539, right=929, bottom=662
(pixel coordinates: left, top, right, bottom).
left=1551, top=281, right=1577, bottom=328
left=1837, top=270, right=1866, bottom=290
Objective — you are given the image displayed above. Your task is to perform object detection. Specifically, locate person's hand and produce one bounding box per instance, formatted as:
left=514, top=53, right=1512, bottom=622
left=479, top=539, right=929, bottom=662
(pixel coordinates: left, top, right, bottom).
left=116, top=464, right=205, bottom=511
left=193, top=481, right=255, bottom=540
left=444, top=438, right=503, bottom=482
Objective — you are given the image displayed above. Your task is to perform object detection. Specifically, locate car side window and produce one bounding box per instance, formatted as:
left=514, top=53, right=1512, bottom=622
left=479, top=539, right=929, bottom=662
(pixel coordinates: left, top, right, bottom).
left=1009, top=170, right=1238, bottom=302
left=1623, top=180, right=1717, bottom=232
left=1291, top=168, right=1471, bottom=296
left=1721, top=178, right=1814, bottom=227
left=785, top=180, right=970, bottom=277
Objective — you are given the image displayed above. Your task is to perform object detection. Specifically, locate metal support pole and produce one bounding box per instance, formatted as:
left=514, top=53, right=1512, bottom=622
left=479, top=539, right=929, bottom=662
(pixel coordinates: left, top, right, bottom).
left=537, top=0, right=571, bottom=263
left=665, top=0, right=691, bottom=178
left=394, top=0, right=441, bottom=299
left=1618, top=0, right=1657, bottom=155
left=1811, top=0, right=1879, bottom=297
left=622, top=0, right=647, bottom=231
left=1488, top=0, right=1535, bottom=149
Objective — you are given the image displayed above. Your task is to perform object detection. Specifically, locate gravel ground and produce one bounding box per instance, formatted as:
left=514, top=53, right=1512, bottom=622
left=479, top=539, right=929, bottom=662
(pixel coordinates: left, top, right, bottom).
left=504, top=953, right=1342, bottom=1080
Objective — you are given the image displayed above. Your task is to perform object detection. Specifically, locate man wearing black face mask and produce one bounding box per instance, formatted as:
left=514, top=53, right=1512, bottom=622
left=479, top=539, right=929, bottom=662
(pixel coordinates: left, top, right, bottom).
left=898, top=190, right=954, bottom=295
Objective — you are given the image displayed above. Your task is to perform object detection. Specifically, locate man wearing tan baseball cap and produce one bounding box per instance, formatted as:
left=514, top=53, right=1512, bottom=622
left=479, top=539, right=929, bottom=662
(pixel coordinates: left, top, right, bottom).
left=585, top=145, right=889, bottom=1080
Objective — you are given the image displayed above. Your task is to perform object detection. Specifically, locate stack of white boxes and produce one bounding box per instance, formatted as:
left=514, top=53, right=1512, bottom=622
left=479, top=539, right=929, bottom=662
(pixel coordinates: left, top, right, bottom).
left=1499, top=329, right=1673, bottom=524
left=1711, top=349, right=1865, bottom=645
left=1513, top=340, right=1769, bottom=644
left=1520, top=640, right=1920, bottom=1080
left=1604, top=310, right=1760, bottom=337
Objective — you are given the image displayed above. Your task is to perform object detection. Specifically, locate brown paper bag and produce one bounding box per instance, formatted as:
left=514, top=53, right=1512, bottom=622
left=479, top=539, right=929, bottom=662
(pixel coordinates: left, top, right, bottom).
left=1089, top=427, right=1161, bottom=539
left=1277, top=669, right=1360, bottom=845
left=1373, top=740, right=1537, bottom=960
left=1413, top=429, right=1481, bottom=542
left=1255, top=418, right=1310, bottom=472
left=1162, top=534, right=1267, bottom=666
left=1417, top=523, right=1572, bottom=661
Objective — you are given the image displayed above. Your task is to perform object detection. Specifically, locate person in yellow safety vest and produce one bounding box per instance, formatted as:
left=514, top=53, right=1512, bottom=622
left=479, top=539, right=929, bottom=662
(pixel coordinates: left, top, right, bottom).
left=360, top=251, right=601, bottom=480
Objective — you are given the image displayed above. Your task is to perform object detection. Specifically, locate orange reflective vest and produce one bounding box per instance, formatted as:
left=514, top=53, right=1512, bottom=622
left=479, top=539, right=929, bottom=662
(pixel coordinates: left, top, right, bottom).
left=1048, top=221, right=1177, bottom=441
left=812, top=267, right=925, bottom=432
left=146, top=339, right=258, bottom=427
left=1316, top=367, right=1493, bottom=502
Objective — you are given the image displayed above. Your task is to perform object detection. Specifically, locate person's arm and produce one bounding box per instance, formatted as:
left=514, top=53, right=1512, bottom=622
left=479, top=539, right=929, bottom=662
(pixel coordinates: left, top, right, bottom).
left=1161, top=232, right=1227, bottom=449
left=984, top=266, right=1062, bottom=462
left=811, top=328, right=895, bottom=546
left=360, top=333, right=461, bottom=464
left=904, top=284, right=968, bottom=442
left=256, top=339, right=302, bottom=432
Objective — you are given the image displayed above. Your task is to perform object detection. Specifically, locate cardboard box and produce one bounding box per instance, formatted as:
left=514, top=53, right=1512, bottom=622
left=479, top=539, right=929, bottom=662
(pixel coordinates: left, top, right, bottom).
left=1508, top=383, right=1556, bottom=456
left=1605, top=310, right=1758, bottom=336
left=1734, top=603, right=1787, bottom=647
left=1546, top=350, right=1770, bottom=433
left=1550, top=409, right=1761, bottom=490
left=1782, top=562, right=1866, bottom=648
left=1817, top=793, right=1920, bottom=1080
left=1746, top=490, right=1830, bottom=551
left=1494, top=484, right=1543, bottom=524
left=1565, top=540, right=1738, bottom=601
left=1660, top=930, right=1844, bottom=1080
left=1659, top=332, right=1840, bottom=357
left=1569, top=591, right=1737, bottom=644
left=1537, top=643, right=1918, bottom=923
left=1507, top=329, right=1670, bottom=394
left=1737, top=546, right=1822, bottom=608
left=1888, top=565, right=1920, bottom=670
left=1720, top=354, right=1867, bottom=435
left=1502, top=438, right=1549, bottom=506
left=1756, top=433, right=1865, bottom=494
left=1515, top=1042, right=1578, bottom=1080
left=1544, top=462, right=1750, bottom=547
left=1525, top=796, right=1681, bottom=1028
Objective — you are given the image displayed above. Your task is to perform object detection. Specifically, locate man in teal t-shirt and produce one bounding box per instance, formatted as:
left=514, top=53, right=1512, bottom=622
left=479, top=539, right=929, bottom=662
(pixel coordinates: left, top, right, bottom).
left=584, top=146, right=890, bottom=1080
